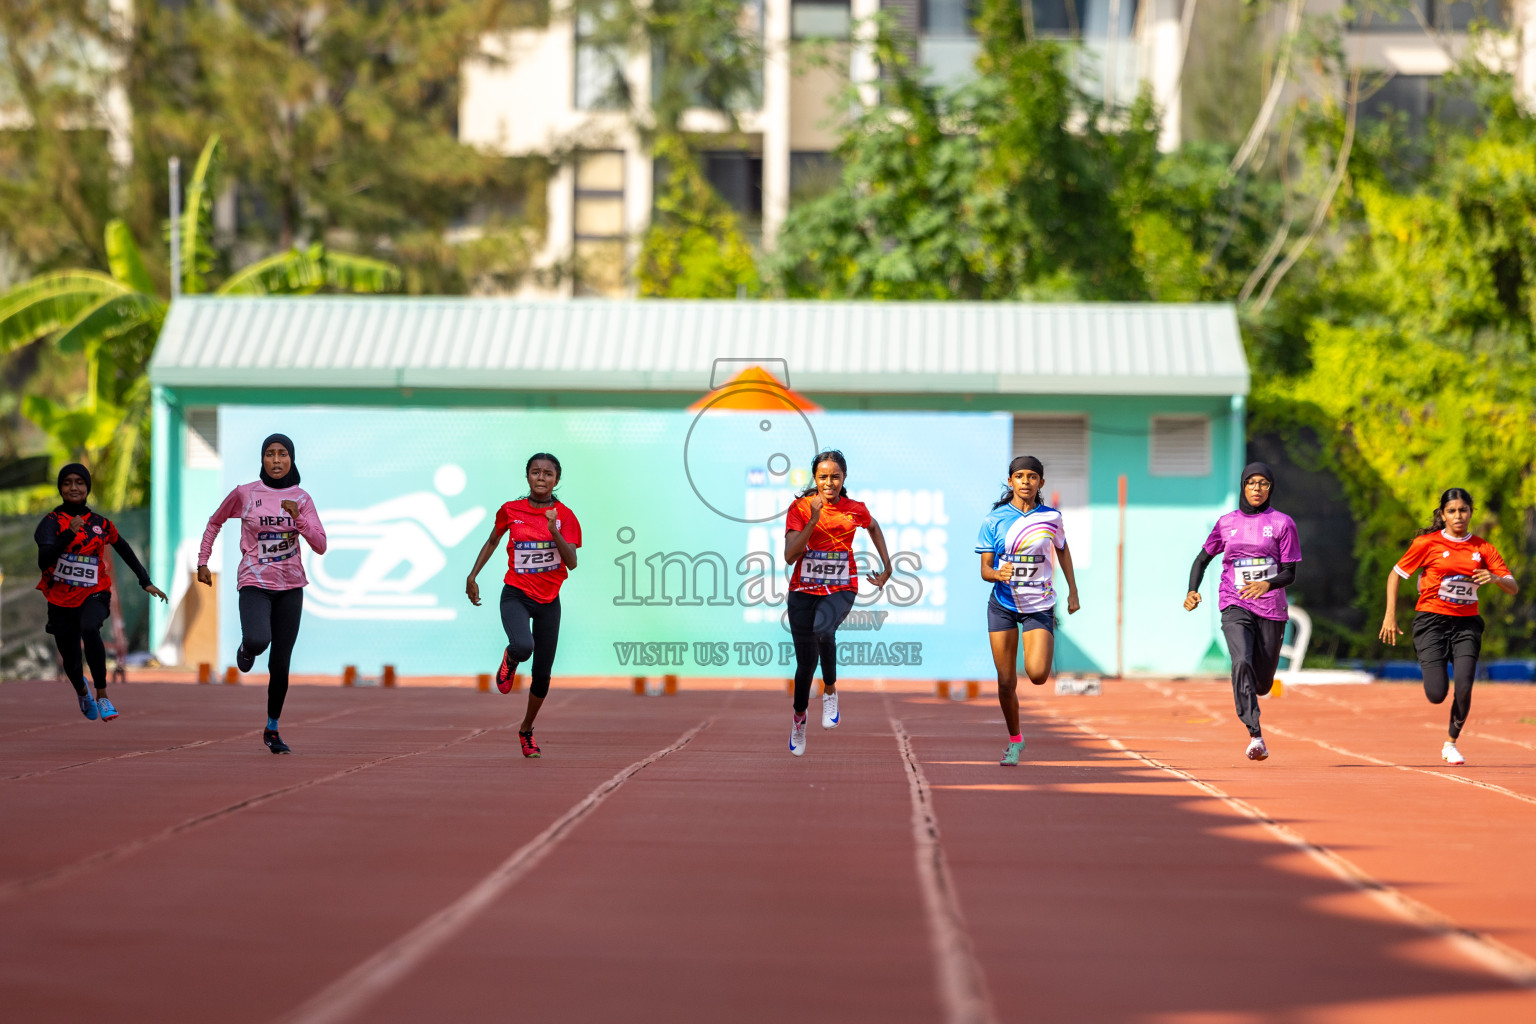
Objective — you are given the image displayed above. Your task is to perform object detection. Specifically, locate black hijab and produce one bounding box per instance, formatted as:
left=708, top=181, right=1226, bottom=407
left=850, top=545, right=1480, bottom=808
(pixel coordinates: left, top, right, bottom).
left=259, top=433, right=301, bottom=489
left=56, top=462, right=92, bottom=516
left=1238, top=461, right=1274, bottom=515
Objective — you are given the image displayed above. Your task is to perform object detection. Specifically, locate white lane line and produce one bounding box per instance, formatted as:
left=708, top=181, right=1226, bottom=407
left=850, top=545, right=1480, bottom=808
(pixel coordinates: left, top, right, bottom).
left=3, top=708, right=365, bottom=782
left=888, top=715, right=999, bottom=1024
left=276, top=720, right=710, bottom=1024
left=1294, top=686, right=1536, bottom=754
left=1150, top=683, right=1536, bottom=809
left=1042, top=705, right=1536, bottom=989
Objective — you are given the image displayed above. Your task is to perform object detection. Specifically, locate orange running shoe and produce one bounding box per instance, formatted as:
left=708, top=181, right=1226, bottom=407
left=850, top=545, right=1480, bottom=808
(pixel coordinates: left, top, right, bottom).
left=496, top=647, right=517, bottom=694
left=519, top=730, right=541, bottom=758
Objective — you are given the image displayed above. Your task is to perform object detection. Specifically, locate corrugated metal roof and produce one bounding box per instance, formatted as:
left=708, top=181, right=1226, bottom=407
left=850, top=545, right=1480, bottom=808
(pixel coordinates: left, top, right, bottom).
left=149, top=297, right=1249, bottom=396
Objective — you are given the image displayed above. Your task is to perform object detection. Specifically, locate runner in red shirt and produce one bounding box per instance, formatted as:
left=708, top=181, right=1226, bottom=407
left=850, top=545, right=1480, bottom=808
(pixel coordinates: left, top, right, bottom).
left=34, top=464, right=166, bottom=721
left=1380, top=487, right=1518, bottom=766
left=466, top=453, right=582, bottom=757
left=783, top=449, right=893, bottom=757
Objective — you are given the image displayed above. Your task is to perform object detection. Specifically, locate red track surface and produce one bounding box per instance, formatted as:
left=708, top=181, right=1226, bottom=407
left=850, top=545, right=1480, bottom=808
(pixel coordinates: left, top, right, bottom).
left=2, top=678, right=1534, bottom=1023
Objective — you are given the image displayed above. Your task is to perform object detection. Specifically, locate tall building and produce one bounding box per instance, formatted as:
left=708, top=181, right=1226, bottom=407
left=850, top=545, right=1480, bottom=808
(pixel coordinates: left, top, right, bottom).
left=456, top=0, right=1529, bottom=297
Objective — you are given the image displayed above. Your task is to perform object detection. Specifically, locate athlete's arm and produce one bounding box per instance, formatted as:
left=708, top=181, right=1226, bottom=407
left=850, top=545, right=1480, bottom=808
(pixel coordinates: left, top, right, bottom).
left=35, top=516, right=76, bottom=572
left=1184, top=549, right=1214, bottom=611
left=111, top=536, right=166, bottom=601
left=979, top=552, right=1014, bottom=583
left=1379, top=566, right=1405, bottom=645
left=289, top=496, right=328, bottom=555
left=464, top=524, right=508, bottom=607
left=546, top=508, right=578, bottom=569
left=863, top=518, right=893, bottom=588
left=196, top=487, right=243, bottom=587
left=1058, top=543, right=1081, bottom=614
left=783, top=498, right=822, bottom=563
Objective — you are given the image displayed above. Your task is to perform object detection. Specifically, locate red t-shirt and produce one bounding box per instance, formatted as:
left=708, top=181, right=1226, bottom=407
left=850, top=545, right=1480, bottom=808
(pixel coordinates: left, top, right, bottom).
left=35, top=510, right=120, bottom=608
left=1394, top=531, right=1510, bottom=617
left=495, top=499, right=582, bottom=603
left=785, top=495, right=872, bottom=595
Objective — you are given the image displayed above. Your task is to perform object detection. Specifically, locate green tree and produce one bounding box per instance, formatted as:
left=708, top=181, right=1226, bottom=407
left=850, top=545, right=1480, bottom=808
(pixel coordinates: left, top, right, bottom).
left=639, top=135, right=760, bottom=297
left=0, top=136, right=399, bottom=510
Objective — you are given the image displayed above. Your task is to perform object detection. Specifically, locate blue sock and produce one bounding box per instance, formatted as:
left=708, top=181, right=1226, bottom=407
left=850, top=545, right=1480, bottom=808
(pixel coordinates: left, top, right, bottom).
left=266, top=717, right=279, bottom=731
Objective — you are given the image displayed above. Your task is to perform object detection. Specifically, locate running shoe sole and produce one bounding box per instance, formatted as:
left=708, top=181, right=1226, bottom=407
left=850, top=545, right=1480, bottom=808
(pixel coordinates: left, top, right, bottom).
left=519, top=732, right=541, bottom=758
left=237, top=645, right=255, bottom=673
left=263, top=729, right=291, bottom=754
left=496, top=648, right=516, bottom=694
left=97, top=698, right=118, bottom=721
left=1246, top=743, right=1269, bottom=761
left=1000, top=740, right=1025, bottom=766
left=1442, top=749, right=1465, bottom=766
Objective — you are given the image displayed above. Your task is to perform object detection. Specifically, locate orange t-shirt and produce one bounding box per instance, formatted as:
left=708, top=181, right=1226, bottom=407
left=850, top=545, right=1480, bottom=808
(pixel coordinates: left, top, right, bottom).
left=785, top=495, right=872, bottom=595
left=1393, top=531, right=1510, bottom=617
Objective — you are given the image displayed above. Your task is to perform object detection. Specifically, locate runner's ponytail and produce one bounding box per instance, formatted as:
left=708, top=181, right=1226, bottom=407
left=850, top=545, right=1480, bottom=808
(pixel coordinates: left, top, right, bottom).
left=992, top=455, right=1046, bottom=509
left=1419, top=487, right=1474, bottom=535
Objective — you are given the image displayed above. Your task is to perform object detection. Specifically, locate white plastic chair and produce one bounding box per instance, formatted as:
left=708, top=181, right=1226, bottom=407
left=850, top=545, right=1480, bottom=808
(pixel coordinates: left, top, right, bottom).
left=1281, top=605, right=1312, bottom=672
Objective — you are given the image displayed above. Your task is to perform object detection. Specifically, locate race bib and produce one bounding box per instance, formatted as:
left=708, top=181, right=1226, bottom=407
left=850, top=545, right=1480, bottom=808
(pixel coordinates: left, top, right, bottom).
left=1005, top=554, right=1050, bottom=600
left=257, top=531, right=298, bottom=564
left=514, top=541, right=561, bottom=574
left=1437, top=574, right=1478, bottom=605
left=800, top=549, right=851, bottom=585
left=1231, top=556, right=1277, bottom=589
left=52, top=552, right=99, bottom=588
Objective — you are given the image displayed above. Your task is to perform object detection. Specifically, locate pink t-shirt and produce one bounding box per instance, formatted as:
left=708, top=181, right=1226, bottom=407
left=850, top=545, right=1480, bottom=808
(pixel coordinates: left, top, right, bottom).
left=199, top=481, right=328, bottom=591
left=1201, top=507, right=1302, bottom=621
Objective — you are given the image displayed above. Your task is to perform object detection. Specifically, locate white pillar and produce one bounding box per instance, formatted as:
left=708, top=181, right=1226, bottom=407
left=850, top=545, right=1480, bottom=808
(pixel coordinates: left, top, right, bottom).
left=762, top=0, right=792, bottom=247
left=1149, top=0, right=1186, bottom=151
left=1519, top=0, right=1536, bottom=112
left=850, top=0, right=881, bottom=111
left=105, top=0, right=134, bottom=170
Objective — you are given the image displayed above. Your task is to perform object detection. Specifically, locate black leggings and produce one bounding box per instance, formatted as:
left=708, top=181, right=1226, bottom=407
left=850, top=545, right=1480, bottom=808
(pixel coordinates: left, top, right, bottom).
left=500, top=585, right=561, bottom=698
left=239, top=586, right=304, bottom=720
left=1413, top=612, right=1482, bottom=740
left=787, top=590, right=857, bottom=714
left=47, top=592, right=111, bottom=695
left=1220, top=606, right=1287, bottom=738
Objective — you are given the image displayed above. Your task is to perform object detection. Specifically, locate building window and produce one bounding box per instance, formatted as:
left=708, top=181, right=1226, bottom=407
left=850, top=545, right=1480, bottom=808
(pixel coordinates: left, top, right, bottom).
left=1359, top=75, right=1480, bottom=132
left=1353, top=1, right=1506, bottom=32
left=573, top=151, right=627, bottom=296
left=1149, top=416, right=1212, bottom=477
left=701, top=150, right=763, bottom=224
left=1030, top=0, right=1138, bottom=37
left=1013, top=416, right=1089, bottom=506
left=793, top=0, right=851, bottom=39
left=184, top=409, right=220, bottom=469
left=922, top=0, right=974, bottom=36
left=575, top=5, right=627, bottom=110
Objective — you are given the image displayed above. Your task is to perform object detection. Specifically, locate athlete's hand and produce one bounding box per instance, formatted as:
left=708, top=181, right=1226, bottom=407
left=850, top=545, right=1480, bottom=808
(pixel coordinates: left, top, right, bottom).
left=280, top=499, right=300, bottom=519
left=1066, top=590, right=1080, bottom=615
left=196, top=565, right=212, bottom=587
left=466, top=577, right=481, bottom=607
left=67, top=515, right=86, bottom=532
left=808, top=495, right=823, bottom=516
left=544, top=507, right=559, bottom=535
left=1183, top=590, right=1202, bottom=612
left=869, top=565, right=891, bottom=589
left=1379, top=618, right=1401, bottom=646
left=1471, top=569, right=1495, bottom=586
left=995, top=560, right=1015, bottom=581
left=144, top=584, right=168, bottom=603
left=1239, top=580, right=1271, bottom=601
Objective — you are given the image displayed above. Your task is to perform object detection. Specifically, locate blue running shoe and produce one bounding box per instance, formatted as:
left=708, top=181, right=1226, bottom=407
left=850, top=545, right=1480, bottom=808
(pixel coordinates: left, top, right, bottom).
left=97, top=696, right=118, bottom=721
left=78, top=692, right=99, bottom=720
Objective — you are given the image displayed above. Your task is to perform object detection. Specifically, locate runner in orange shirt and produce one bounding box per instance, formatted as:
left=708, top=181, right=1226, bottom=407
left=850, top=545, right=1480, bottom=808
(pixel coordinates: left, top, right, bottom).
left=1380, top=488, right=1518, bottom=766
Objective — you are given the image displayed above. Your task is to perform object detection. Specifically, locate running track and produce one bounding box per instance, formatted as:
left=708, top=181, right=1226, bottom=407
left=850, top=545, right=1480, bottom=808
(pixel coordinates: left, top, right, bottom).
left=1, top=679, right=1534, bottom=1023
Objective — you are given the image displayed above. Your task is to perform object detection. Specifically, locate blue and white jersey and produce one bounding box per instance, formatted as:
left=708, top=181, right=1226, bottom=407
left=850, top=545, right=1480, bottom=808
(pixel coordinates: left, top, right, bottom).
left=975, top=503, right=1067, bottom=614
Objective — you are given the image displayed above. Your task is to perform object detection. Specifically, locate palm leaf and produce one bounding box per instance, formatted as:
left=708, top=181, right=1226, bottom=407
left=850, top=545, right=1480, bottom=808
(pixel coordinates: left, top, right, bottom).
left=181, top=134, right=225, bottom=295
left=54, top=291, right=165, bottom=354
left=318, top=250, right=401, bottom=293
left=215, top=248, right=327, bottom=296
left=105, top=219, right=157, bottom=296
left=0, top=272, right=126, bottom=355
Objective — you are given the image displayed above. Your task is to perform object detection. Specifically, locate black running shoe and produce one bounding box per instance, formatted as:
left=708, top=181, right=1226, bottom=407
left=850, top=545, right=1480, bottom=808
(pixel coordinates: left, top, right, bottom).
left=237, top=644, right=255, bottom=673
left=263, top=729, right=291, bottom=754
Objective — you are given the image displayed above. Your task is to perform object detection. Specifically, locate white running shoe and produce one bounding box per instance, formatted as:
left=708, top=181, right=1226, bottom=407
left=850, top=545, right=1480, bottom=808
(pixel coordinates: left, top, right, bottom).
left=1442, top=741, right=1466, bottom=766
left=790, top=715, right=808, bottom=757
left=821, top=691, right=840, bottom=730
left=1246, top=736, right=1269, bottom=761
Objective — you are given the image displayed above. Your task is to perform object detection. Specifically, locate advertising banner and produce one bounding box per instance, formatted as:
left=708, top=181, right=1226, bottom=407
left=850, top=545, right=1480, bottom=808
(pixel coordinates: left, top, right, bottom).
left=219, top=405, right=1011, bottom=678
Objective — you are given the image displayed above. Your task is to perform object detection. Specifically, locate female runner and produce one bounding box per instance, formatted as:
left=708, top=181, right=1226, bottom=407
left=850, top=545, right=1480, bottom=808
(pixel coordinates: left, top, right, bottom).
left=1184, top=462, right=1301, bottom=761
left=35, top=463, right=167, bottom=720
left=977, top=455, right=1080, bottom=766
left=466, top=453, right=582, bottom=758
left=198, top=434, right=328, bottom=754
left=1380, top=488, right=1517, bottom=766
left=783, top=450, right=893, bottom=757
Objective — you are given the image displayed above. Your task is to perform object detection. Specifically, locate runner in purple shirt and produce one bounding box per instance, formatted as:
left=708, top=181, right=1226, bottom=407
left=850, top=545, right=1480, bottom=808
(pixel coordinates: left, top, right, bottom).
left=1183, top=462, right=1301, bottom=761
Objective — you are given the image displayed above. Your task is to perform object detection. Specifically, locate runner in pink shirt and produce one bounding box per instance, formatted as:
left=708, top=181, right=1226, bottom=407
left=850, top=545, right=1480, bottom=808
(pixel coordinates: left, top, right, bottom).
left=197, top=433, right=327, bottom=754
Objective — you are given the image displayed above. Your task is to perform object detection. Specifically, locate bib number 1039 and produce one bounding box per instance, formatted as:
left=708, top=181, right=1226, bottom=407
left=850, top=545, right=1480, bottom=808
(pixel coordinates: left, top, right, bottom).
left=52, top=553, right=100, bottom=588
left=514, top=541, right=560, bottom=574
